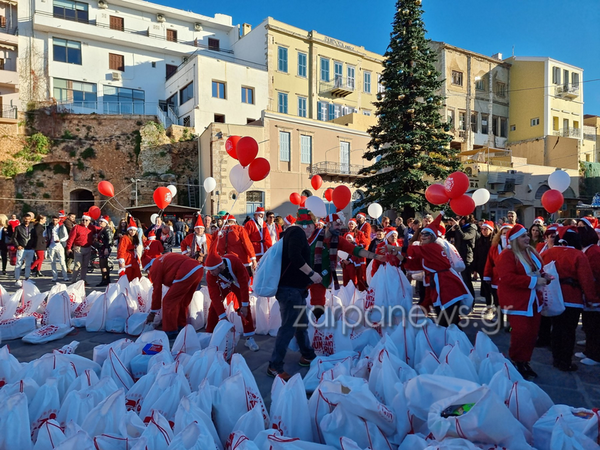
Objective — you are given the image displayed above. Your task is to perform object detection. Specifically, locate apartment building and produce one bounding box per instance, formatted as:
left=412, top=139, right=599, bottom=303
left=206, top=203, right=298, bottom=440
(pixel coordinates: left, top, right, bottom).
left=0, top=0, right=18, bottom=119
left=234, top=17, right=382, bottom=132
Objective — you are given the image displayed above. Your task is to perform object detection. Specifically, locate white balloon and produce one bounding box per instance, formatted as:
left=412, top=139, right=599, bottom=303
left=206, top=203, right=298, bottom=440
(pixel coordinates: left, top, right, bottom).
left=229, top=164, right=253, bottom=193
left=548, top=170, right=570, bottom=193
left=150, top=213, right=159, bottom=225
left=166, top=185, right=177, bottom=197
left=472, top=188, right=491, bottom=206
left=305, top=196, right=327, bottom=218
left=203, top=177, right=217, bottom=193
left=367, top=202, right=383, bottom=219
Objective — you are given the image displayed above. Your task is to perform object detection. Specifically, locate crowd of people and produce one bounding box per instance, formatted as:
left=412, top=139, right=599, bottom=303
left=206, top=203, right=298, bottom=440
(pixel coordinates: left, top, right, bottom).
left=2, top=206, right=599, bottom=383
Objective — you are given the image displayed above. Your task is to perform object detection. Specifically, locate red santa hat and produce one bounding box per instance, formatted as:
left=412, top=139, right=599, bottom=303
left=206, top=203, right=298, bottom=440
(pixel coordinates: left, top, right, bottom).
left=421, top=213, right=443, bottom=237
left=544, top=223, right=560, bottom=236
left=284, top=215, right=296, bottom=226
left=254, top=207, right=265, bottom=214
left=507, top=224, right=527, bottom=242
left=204, top=252, right=223, bottom=271
left=194, top=215, right=205, bottom=229
left=482, top=220, right=495, bottom=231
left=325, top=212, right=345, bottom=224
left=438, top=222, right=446, bottom=237
left=127, top=216, right=138, bottom=231
left=81, top=212, right=92, bottom=221
left=578, top=216, right=597, bottom=229
left=148, top=229, right=156, bottom=240
left=58, top=210, right=66, bottom=218
left=384, top=227, right=398, bottom=240
left=99, top=215, right=110, bottom=224
left=499, top=223, right=513, bottom=232
left=348, top=218, right=357, bottom=227
left=533, top=216, right=545, bottom=226
left=557, top=225, right=578, bottom=243
left=356, top=212, right=367, bottom=220
left=345, top=233, right=355, bottom=242
left=223, top=214, right=236, bottom=223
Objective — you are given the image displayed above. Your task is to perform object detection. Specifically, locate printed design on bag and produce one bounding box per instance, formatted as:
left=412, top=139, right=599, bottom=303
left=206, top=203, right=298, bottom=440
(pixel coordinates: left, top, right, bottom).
left=271, top=416, right=288, bottom=436
left=125, top=395, right=143, bottom=413
left=312, top=329, right=335, bottom=356
left=245, top=386, right=268, bottom=423
left=137, top=293, right=145, bottom=310
left=365, top=289, right=375, bottom=310
left=15, top=300, right=31, bottom=316
left=69, top=293, right=76, bottom=303
left=31, top=411, right=58, bottom=439
left=33, top=325, right=59, bottom=336
left=377, top=403, right=395, bottom=424
left=74, top=299, right=88, bottom=318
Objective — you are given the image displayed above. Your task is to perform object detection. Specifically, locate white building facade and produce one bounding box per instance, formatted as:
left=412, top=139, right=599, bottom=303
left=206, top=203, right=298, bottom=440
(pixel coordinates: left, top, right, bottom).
left=0, top=0, right=18, bottom=117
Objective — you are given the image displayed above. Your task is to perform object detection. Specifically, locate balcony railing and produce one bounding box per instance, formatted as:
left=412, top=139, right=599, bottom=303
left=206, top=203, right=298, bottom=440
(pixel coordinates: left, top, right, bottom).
left=0, top=106, right=17, bottom=119
left=555, top=83, right=579, bottom=98
left=308, top=161, right=365, bottom=177
left=553, top=127, right=582, bottom=139
left=320, top=76, right=355, bottom=97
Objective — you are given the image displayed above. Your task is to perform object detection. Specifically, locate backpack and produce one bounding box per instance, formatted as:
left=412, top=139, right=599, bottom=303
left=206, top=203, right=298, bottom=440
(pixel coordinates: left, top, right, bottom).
left=252, top=237, right=284, bottom=297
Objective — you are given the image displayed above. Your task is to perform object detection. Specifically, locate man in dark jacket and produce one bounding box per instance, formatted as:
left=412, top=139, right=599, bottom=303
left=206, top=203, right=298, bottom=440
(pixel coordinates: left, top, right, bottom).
left=173, top=217, right=186, bottom=245
left=13, top=213, right=36, bottom=286
left=96, top=216, right=114, bottom=286
left=62, top=212, right=76, bottom=273
left=160, top=224, right=175, bottom=253
left=446, top=215, right=477, bottom=296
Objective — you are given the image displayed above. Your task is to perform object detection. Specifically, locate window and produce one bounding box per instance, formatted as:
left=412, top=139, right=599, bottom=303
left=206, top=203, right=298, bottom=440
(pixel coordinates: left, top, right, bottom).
left=109, top=16, right=124, bottom=31
left=334, top=61, right=343, bottom=84
left=241, top=86, right=254, bottom=104
left=151, top=61, right=156, bottom=68
left=500, top=118, right=508, bottom=138
left=475, top=78, right=485, bottom=91
left=208, top=38, right=220, bottom=51
left=0, top=59, right=4, bottom=70
left=347, top=65, right=355, bottom=89
left=531, top=117, right=540, bottom=127
left=183, top=116, right=191, bottom=127
left=481, top=114, right=489, bottom=134
left=495, top=82, right=506, bottom=98
left=53, top=77, right=96, bottom=108
left=246, top=118, right=256, bottom=124
left=298, top=96, right=307, bottom=118
left=246, top=191, right=264, bottom=215
left=212, top=81, right=225, bottom=99
left=0, top=15, right=6, bottom=28
left=340, top=141, right=350, bottom=174
left=109, top=53, right=124, bottom=72
left=552, top=66, right=561, bottom=84
left=317, top=101, right=327, bottom=121
left=166, top=29, right=177, bottom=43
left=320, top=57, right=330, bottom=82
left=470, top=113, right=477, bottom=132
left=166, top=64, right=177, bottom=80
left=510, top=125, right=516, bottom=132
left=458, top=111, right=466, bottom=130
left=277, top=92, right=288, bottom=114
left=553, top=116, right=559, bottom=131
left=572, top=72, right=580, bottom=89
left=451, top=70, right=463, bottom=86
left=300, top=135, right=312, bottom=164
left=328, top=103, right=336, bottom=121
left=277, top=46, right=288, bottom=73
left=180, top=81, right=194, bottom=104
left=214, top=114, right=225, bottom=123
left=574, top=120, right=579, bottom=129
left=297, top=52, right=307, bottom=77
left=364, top=71, right=371, bottom=93
left=563, top=69, right=569, bottom=88
left=279, top=131, right=290, bottom=162
left=53, top=0, right=88, bottom=23
left=447, top=109, right=455, bottom=128
left=492, top=115, right=498, bottom=136
left=377, top=74, right=384, bottom=93
left=103, top=85, right=144, bottom=114
left=363, top=110, right=371, bottom=116
left=53, top=38, right=82, bottom=65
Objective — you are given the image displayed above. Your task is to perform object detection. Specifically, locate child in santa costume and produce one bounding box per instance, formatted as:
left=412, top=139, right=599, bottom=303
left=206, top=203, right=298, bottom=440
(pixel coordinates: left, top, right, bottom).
left=181, top=215, right=212, bottom=262
left=371, top=227, right=402, bottom=278
left=342, top=219, right=369, bottom=291
left=204, top=251, right=259, bottom=351
left=496, top=224, right=553, bottom=380
left=145, top=252, right=203, bottom=337
left=117, top=217, right=142, bottom=281
left=141, top=229, right=164, bottom=271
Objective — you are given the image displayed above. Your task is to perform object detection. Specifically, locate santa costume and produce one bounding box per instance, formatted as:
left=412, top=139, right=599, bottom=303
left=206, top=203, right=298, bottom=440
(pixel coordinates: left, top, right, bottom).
left=181, top=215, right=212, bottom=261
left=215, top=215, right=256, bottom=275
left=244, top=206, right=272, bottom=261
left=356, top=212, right=372, bottom=246
left=117, top=217, right=142, bottom=281
left=371, top=227, right=402, bottom=277
left=141, top=229, right=164, bottom=271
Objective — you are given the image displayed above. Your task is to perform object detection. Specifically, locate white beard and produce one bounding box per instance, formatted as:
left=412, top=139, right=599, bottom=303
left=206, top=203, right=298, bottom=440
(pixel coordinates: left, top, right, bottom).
left=501, top=235, right=508, bottom=249
left=256, top=218, right=264, bottom=227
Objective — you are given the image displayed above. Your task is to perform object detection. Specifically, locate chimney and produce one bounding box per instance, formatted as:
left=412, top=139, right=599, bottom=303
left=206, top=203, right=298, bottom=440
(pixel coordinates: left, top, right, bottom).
left=241, top=23, right=252, bottom=37
left=491, top=52, right=503, bottom=61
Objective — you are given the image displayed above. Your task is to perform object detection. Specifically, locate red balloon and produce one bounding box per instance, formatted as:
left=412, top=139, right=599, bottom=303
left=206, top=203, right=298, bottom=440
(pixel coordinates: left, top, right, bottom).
left=444, top=172, right=470, bottom=199
left=450, top=194, right=475, bottom=216
left=248, top=158, right=270, bottom=182
left=324, top=188, right=334, bottom=202
left=88, top=206, right=101, bottom=221
left=98, top=181, right=114, bottom=198
left=290, top=192, right=301, bottom=205
left=237, top=136, right=259, bottom=167
left=300, top=196, right=307, bottom=207
left=541, top=189, right=564, bottom=214
left=225, top=136, right=241, bottom=160
left=311, top=175, right=323, bottom=191
left=332, top=185, right=352, bottom=211
left=425, top=184, right=449, bottom=205
left=153, top=187, right=172, bottom=210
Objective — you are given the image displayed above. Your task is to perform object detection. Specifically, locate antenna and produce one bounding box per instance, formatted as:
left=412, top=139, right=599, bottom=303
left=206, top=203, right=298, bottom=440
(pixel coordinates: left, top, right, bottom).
left=512, top=45, right=515, bottom=57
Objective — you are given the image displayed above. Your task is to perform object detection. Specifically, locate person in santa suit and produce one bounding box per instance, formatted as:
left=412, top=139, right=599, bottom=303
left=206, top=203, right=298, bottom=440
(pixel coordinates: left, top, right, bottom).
left=483, top=223, right=513, bottom=323
left=340, top=233, right=360, bottom=288
left=265, top=211, right=281, bottom=244
left=145, top=252, right=204, bottom=338
left=282, top=215, right=296, bottom=231
left=343, top=219, right=369, bottom=291
left=181, top=215, right=212, bottom=263
left=204, top=251, right=259, bottom=351
left=371, top=227, right=402, bottom=278
left=117, top=216, right=142, bottom=281
left=496, top=224, right=553, bottom=380
left=534, top=223, right=559, bottom=347
left=244, top=207, right=272, bottom=262
left=576, top=220, right=600, bottom=367
left=541, top=226, right=598, bottom=372
left=141, top=229, right=164, bottom=271
left=355, top=212, right=372, bottom=246
left=402, top=214, right=473, bottom=327
left=215, top=215, right=257, bottom=277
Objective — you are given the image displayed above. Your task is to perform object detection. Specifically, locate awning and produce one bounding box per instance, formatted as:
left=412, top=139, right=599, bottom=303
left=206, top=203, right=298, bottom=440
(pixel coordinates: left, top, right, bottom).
left=459, top=147, right=508, bottom=156
left=0, top=44, right=16, bottom=51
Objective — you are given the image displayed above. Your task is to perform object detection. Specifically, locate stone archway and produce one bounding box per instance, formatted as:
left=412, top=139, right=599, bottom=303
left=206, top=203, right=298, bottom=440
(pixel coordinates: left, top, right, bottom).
left=70, top=188, right=95, bottom=218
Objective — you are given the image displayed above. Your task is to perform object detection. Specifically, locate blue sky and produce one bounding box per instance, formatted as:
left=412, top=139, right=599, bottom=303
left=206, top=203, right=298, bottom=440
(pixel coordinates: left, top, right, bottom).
left=159, top=0, right=600, bottom=115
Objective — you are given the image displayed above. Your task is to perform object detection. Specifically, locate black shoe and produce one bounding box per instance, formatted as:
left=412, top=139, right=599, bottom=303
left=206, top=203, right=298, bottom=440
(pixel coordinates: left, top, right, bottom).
left=553, top=361, right=578, bottom=372
left=522, top=362, right=538, bottom=379
left=96, top=280, right=109, bottom=287
left=535, top=339, right=551, bottom=348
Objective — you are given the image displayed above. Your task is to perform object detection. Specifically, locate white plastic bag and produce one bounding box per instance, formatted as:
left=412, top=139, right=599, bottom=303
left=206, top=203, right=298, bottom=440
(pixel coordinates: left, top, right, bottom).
left=33, top=419, right=66, bottom=450
left=209, top=319, right=239, bottom=362
left=140, top=371, right=191, bottom=427
left=168, top=421, right=216, bottom=450
left=93, top=338, right=133, bottom=366
left=0, top=285, right=20, bottom=320
left=541, top=261, right=566, bottom=317
left=269, top=374, right=312, bottom=441
left=81, top=389, right=127, bottom=437
left=0, top=393, right=33, bottom=450
left=214, top=372, right=252, bottom=443
left=303, top=351, right=358, bottom=393
left=230, top=354, right=270, bottom=427
left=0, top=344, right=23, bottom=387
left=309, top=310, right=354, bottom=357
left=105, top=293, right=129, bottom=333
left=56, top=390, right=96, bottom=428
left=0, top=316, right=37, bottom=340
left=136, top=411, right=174, bottom=450
left=252, top=238, right=283, bottom=297
left=86, top=291, right=108, bottom=332
left=29, top=378, right=60, bottom=442
left=171, top=325, right=201, bottom=357
left=42, top=291, right=72, bottom=326
left=125, top=312, right=150, bottom=336
left=533, top=405, right=600, bottom=450
left=173, top=396, right=221, bottom=449
left=187, top=291, right=205, bottom=331
left=100, top=348, right=135, bottom=391
left=22, top=324, right=74, bottom=344
left=16, top=292, right=47, bottom=319
left=548, top=416, right=599, bottom=450
left=254, top=296, right=281, bottom=336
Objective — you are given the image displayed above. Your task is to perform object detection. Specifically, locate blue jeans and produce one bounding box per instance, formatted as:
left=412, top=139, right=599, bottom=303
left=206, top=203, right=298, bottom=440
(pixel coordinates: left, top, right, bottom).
left=175, top=231, right=185, bottom=246
left=270, top=286, right=315, bottom=372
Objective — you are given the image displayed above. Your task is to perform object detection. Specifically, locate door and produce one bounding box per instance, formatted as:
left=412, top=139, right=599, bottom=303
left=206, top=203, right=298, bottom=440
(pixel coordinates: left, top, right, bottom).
left=563, top=118, right=569, bottom=136
left=340, top=141, right=350, bottom=174
left=334, top=61, right=343, bottom=87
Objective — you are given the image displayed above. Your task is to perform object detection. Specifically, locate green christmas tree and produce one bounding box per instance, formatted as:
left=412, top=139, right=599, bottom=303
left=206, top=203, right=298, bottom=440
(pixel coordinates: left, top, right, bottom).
left=355, top=0, right=461, bottom=213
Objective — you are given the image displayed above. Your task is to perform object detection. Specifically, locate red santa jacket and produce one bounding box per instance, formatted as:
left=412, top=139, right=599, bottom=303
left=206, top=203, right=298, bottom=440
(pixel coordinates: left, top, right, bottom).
left=215, top=225, right=256, bottom=266
left=181, top=232, right=212, bottom=259
left=244, top=219, right=272, bottom=258
left=404, top=242, right=472, bottom=310
left=483, top=243, right=508, bottom=289
left=206, top=253, right=250, bottom=319
left=358, top=222, right=372, bottom=246
left=583, top=244, right=600, bottom=307
left=141, top=239, right=164, bottom=270
left=117, top=235, right=139, bottom=270
left=343, top=229, right=369, bottom=265
left=371, top=240, right=402, bottom=276
left=149, top=253, right=203, bottom=311
left=541, top=246, right=598, bottom=308
left=496, top=248, right=543, bottom=316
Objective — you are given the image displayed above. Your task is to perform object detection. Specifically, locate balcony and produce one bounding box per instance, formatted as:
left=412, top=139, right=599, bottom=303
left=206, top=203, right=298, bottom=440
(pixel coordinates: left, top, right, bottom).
left=308, top=161, right=365, bottom=181
left=553, top=127, right=582, bottom=139
left=556, top=83, right=579, bottom=99
left=0, top=68, right=18, bottom=90
left=320, top=76, right=355, bottom=98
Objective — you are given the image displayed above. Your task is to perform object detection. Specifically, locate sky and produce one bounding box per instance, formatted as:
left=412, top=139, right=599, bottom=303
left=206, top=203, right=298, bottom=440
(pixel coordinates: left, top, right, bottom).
left=157, top=0, right=600, bottom=115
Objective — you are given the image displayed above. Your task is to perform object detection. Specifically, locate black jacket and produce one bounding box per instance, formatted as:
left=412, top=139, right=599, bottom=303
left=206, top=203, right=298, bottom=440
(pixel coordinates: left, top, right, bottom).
left=174, top=221, right=185, bottom=233
left=12, top=223, right=36, bottom=249
left=446, top=223, right=477, bottom=265
left=160, top=230, right=175, bottom=253
left=33, top=223, right=46, bottom=251
left=473, top=232, right=492, bottom=275
left=279, top=226, right=312, bottom=289
left=96, top=227, right=114, bottom=254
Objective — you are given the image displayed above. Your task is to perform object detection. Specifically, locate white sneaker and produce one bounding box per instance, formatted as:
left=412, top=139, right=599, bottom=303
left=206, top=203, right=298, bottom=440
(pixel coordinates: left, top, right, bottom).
left=245, top=337, right=259, bottom=352
left=15, top=279, right=22, bottom=287
left=63, top=277, right=70, bottom=282
left=52, top=278, right=58, bottom=282
left=575, top=352, right=586, bottom=359
left=577, top=340, right=586, bottom=346
left=581, top=358, right=600, bottom=366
